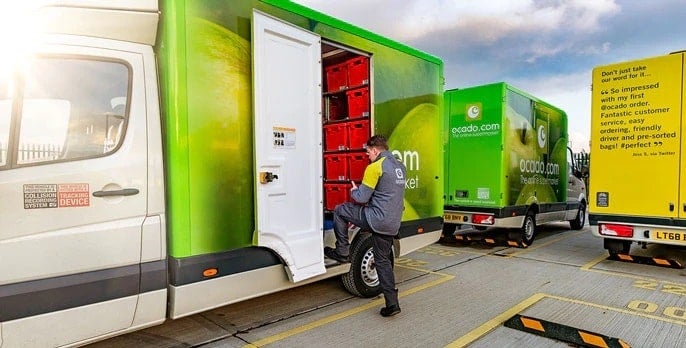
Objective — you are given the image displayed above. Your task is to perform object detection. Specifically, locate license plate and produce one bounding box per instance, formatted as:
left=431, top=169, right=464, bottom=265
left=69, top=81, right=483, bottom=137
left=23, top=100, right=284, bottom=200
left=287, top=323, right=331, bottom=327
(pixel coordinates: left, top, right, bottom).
left=444, top=213, right=467, bottom=223
left=653, top=231, right=686, bottom=242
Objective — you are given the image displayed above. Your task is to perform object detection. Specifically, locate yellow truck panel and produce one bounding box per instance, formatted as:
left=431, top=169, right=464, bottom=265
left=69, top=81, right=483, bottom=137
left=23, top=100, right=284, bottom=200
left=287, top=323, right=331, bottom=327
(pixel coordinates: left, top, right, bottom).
left=590, top=53, right=684, bottom=218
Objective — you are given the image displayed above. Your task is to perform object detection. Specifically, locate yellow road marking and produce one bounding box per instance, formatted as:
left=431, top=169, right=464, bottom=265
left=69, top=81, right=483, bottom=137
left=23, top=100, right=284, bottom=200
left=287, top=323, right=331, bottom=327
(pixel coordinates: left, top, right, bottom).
left=581, top=252, right=686, bottom=287
left=445, top=293, right=546, bottom=348
left=505, top=230, right=586, bottom=258
left=244, top=265, right=454, bottom=347
left=446, top=292, right=686, bottom=347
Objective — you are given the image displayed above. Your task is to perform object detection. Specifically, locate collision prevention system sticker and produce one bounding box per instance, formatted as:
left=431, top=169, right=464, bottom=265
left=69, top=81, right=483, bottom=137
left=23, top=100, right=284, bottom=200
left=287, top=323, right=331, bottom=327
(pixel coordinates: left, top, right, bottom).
left=23, top=183, right=90, bottom=209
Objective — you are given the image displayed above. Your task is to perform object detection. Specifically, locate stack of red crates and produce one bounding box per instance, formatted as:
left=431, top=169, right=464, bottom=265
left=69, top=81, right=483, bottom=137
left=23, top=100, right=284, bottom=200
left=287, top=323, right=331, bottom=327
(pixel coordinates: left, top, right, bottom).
left=323, top=55, right=371, bottom=211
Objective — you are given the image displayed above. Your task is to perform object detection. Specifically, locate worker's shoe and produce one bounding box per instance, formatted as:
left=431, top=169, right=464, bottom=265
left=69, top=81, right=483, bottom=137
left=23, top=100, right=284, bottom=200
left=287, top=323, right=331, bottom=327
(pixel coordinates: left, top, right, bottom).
left=324, top=247, right=349, bottom=263
left=379, top=304, right=401, bottom=317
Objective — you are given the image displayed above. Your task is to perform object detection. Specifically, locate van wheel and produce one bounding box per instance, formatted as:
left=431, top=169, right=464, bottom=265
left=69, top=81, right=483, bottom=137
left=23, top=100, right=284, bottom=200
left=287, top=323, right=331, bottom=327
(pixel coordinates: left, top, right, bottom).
left=441, top=223, right=458, bottom=243
left=605, top=239, right=631, bottom=257
left=569, top=202, right=586, bottom=230
left=342, top=232, right=382, bottom=298
left=509, top=212, right=535, bottom=247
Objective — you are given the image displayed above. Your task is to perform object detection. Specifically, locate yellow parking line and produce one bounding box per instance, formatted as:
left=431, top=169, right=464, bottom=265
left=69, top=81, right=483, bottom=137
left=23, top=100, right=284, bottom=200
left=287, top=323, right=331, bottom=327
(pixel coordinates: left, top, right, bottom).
left=446, top=292, right=686, bottom=347
left=581, top=252, right=686, bottom=287
left=445, top=293, right=546, bottom=347
left=244, top=265, right=454, bottom=347
left=545, top=293, right=686, bottom=326
left=506, top=230, right=586, bottom=258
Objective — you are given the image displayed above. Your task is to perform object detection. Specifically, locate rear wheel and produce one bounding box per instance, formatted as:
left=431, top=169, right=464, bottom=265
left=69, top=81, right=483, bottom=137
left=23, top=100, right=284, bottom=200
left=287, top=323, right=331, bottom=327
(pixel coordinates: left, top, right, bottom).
left=342, top=232, right=381, bottom=297
left=605, top=239, right=631, bottom=257
left=509, top=212, right=535, bottom=247
left=569, top=202, right=586, bottom=230
left=441, top=223, right=458, bottom=243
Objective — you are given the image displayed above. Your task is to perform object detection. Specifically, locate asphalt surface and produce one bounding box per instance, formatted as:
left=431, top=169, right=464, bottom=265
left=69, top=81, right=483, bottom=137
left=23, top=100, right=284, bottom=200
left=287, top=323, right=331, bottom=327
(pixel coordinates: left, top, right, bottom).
left=90, top=220, right=686, bottom=347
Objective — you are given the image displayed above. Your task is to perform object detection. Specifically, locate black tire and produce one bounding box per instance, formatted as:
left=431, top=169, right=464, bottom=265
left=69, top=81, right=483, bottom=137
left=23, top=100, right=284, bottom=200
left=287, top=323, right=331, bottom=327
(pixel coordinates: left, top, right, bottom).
left=342, top=232, right=382, bottom=298
left=441, top=223, right=458, bottom=243
left=569, top=202, right=586, bottom=230
left=605, top=239, right=631, bottom=257
left=509, top=212, right=535, bottom=247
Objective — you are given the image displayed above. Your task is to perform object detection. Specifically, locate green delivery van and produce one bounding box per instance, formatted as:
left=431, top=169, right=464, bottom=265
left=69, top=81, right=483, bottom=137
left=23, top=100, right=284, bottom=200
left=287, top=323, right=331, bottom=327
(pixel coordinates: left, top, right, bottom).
left=0, top=1, right=444, bottom=346
left=443, top=83, right=586, bottom=247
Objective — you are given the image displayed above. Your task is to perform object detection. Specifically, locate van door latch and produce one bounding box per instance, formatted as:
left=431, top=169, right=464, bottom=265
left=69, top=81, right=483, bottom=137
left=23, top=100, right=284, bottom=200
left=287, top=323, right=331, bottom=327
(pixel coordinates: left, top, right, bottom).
left=669, top=203, right=675, bottom=212
left=259, top=172, right=279, bottom=184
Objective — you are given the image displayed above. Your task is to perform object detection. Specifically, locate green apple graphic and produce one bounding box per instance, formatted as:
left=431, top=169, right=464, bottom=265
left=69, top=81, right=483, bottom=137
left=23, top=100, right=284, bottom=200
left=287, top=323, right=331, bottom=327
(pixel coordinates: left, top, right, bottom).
left=388, top=103, right=441, bottom=218
left=504, top=105, right=536, bottom=205
left=184, top=17, right=255, bottom=249
left=402, top=198, right=420, bottom=220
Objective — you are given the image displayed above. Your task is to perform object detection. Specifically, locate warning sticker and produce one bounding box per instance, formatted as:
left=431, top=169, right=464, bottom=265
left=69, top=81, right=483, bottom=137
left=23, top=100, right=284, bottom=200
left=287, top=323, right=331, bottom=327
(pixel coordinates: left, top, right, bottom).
left=23, top=183, right=90, bottom=209
left=58, top=183, right=90, bottom=207
left=24, top=184, right=58, bottom=209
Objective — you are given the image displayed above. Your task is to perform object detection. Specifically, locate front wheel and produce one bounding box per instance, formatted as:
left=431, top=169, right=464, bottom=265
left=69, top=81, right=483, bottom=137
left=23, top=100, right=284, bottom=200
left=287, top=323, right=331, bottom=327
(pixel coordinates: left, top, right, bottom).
left=569, top=202, right=586, bottom=230
left=342, top=232, right=382, bottom=298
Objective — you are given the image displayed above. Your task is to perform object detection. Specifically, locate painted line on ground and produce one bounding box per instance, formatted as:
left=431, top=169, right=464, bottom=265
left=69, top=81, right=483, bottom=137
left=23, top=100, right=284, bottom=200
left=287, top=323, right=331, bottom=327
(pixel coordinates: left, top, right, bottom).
left=445, top=292, right=686, bottom=347
left=243, top=265, right=454, bottom=347
left=504, top=230, right=587, bottom=258
left=581, top=252, right=686, bottom=287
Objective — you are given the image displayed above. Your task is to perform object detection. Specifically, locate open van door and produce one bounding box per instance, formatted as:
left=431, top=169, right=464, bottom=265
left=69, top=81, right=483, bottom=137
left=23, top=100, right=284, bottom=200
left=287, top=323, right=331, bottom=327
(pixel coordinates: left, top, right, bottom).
left=252, top=10, right=325, bottom=282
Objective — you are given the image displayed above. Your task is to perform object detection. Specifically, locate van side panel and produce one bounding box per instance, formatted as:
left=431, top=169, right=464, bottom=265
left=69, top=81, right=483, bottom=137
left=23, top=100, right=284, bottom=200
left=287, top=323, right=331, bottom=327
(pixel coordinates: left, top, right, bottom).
left=445, top=83, right=506, bottom=209
left=158, top=0, right=444, bottom=259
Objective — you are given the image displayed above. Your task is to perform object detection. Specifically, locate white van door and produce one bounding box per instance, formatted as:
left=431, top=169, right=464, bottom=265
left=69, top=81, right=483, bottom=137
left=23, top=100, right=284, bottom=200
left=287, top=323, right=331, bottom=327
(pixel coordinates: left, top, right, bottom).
left=0, top=42, right=149, bottom=347
left=252, top=10, right=325, bottom=282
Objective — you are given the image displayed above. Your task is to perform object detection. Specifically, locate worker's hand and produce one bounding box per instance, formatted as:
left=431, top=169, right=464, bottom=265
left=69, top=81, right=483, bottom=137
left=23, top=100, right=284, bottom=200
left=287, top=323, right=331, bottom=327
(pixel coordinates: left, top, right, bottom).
left=350, top=180, right=357, bottom=191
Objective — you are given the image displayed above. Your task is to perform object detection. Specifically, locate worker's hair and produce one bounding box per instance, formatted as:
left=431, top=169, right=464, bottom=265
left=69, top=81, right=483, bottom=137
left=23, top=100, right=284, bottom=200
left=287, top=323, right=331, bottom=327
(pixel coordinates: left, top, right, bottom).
left=366, top=135, right=388, bottom=150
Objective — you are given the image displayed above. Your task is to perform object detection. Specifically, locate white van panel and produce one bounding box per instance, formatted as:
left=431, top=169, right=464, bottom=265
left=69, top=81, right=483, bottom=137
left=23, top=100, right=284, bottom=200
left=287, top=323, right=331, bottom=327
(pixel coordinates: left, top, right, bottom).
left=252, top=10, right=325, bottom=283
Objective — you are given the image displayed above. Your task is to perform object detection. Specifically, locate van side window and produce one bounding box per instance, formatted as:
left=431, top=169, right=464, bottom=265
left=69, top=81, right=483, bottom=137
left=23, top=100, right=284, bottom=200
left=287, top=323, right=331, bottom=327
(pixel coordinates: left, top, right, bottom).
left=15, top=57, right=130, bottom=165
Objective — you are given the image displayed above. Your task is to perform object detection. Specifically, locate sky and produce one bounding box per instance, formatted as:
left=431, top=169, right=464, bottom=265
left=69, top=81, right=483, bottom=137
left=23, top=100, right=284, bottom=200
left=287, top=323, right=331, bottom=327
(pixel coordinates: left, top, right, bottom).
left=293, top=0, right=686, bottom=152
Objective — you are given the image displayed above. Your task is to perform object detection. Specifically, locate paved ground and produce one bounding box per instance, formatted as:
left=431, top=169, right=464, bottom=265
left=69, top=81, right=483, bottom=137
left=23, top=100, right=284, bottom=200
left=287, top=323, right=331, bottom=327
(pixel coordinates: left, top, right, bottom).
left=91, top=221, right=686, bottom=347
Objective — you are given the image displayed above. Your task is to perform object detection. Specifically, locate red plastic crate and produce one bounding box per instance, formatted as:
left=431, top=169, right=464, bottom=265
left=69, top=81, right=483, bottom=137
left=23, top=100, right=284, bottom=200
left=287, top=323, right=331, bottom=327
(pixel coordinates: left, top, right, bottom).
left=326, top=95, right=347, bottom=120
left=346, top=87, right=370, bottom=119
left=347, top=57, right=369, bottom=87
left=348, top=151, right=368, bottom=181
left=323, top=123, right=348, bottom=151
left=324, top=183, right=350, bottom=211
left=347, top=119, right=370, bottom=150
left=324, top=154, right=348, bottom=181
left=325, top=62, right=348, bottom=92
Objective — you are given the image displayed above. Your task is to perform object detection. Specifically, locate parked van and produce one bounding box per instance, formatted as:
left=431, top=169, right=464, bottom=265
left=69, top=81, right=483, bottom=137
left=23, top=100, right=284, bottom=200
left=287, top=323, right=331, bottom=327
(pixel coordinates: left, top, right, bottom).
left=0, top=1, right=444, bottom=346
left=443, top=83, right=587, bottom=247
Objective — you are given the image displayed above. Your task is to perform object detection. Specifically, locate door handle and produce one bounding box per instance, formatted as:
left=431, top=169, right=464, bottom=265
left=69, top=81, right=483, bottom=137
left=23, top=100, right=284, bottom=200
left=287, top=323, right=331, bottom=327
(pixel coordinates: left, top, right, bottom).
left=259, top=171, right=279, bottom=184
left=92, top=188, right=140, bottom=197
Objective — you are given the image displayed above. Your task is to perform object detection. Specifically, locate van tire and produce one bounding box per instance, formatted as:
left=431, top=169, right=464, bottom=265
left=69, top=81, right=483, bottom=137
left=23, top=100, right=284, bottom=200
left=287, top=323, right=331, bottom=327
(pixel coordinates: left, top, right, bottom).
left=441, top=223, right=458, bottom=243
left=342, top=232, right=382, bottom=298
left=569, top=202, right=586, bottom=230
left=509, top=212, right=535, bottom=247
left=605, top=239, right=631, bottom=256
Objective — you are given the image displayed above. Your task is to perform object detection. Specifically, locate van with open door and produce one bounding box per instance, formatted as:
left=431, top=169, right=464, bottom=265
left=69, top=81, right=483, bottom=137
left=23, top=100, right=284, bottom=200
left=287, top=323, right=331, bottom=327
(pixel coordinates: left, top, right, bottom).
left=0, top=1, right=444, bottom=346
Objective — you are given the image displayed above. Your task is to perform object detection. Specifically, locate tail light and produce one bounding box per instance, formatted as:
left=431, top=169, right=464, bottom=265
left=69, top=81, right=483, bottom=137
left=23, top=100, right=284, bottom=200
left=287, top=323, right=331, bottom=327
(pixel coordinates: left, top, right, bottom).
left=599, top=223, right=633, bottom=238
left=473, top=214, right=494, bottom=225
